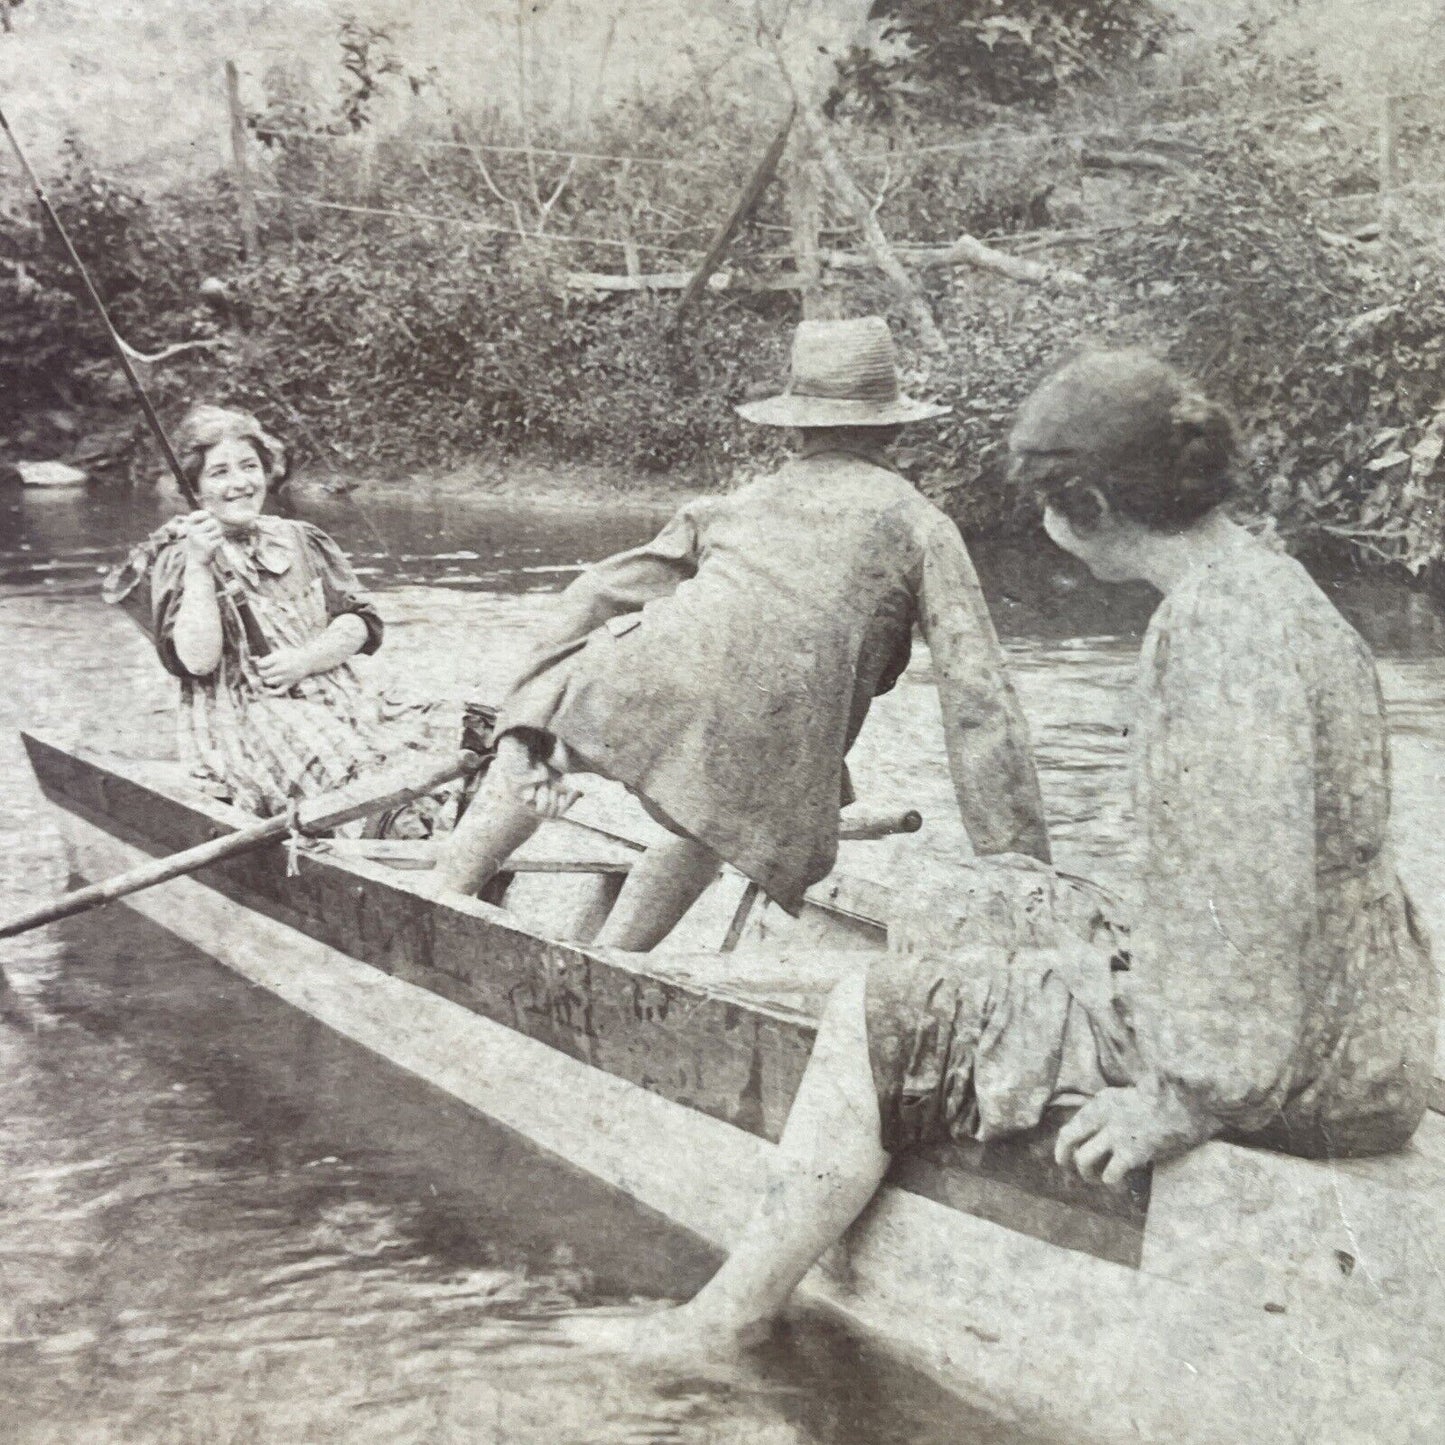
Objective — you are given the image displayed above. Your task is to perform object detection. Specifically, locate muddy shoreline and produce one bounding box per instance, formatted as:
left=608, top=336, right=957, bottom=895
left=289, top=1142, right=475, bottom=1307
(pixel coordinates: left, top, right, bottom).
left=262, top=457, right=703, bottom=518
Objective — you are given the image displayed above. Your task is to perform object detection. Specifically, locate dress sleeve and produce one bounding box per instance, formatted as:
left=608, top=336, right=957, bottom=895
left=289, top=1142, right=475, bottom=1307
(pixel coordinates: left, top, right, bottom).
left=1128, top=576, right=1317, bottom=1136
left=915, top=512, right=1051, bottom=863
left=296, top=522, right=384, bottom=655
left=149, top=540, right=212, bottom=679
left=499, top=503, right=704, bottom=726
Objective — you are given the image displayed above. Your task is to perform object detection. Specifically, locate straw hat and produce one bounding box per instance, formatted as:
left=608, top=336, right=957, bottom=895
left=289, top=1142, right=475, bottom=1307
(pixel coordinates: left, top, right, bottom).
left=736, top=316, right=951, bottom=428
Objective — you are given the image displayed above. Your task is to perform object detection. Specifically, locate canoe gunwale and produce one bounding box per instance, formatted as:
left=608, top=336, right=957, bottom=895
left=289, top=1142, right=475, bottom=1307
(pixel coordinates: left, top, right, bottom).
left=21, top=729, right=1151, bottom=1263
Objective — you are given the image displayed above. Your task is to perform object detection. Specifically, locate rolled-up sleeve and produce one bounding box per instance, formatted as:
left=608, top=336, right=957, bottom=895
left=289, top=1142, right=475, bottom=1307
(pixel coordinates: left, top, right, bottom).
left=498, top=503, right=704, bottom=734
left=298, top=522, right=384, bottom=655
left=915, top=512, right=1051, bottom=863
left=149, top=542, right=204, bottom=679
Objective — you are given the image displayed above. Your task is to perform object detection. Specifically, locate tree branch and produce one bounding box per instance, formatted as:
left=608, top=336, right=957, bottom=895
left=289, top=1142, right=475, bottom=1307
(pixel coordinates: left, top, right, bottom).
left=927, top=234, right=1087, bottom=287
left=760, top=16, right=945, bottom=351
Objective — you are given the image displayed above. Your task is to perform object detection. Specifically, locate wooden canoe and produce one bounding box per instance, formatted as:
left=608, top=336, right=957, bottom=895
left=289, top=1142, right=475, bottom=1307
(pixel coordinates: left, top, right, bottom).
left=20, top=729, right=1445, bottom=1445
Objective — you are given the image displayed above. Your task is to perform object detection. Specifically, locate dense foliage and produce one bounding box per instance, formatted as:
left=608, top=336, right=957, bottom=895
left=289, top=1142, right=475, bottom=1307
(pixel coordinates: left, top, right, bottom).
left=840, top=0, right=1171, bottom=115
left=4, top=9, right=1445, bottom=574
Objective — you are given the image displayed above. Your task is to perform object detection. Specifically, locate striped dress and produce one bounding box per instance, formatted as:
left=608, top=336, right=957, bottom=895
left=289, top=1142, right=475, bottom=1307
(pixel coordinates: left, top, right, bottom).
left=113, top=516, right=395, bottom=817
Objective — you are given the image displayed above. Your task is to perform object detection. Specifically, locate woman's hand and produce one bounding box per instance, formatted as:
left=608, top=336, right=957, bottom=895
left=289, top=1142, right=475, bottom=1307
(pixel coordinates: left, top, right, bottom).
left=255, top=646, right=313, bottom=693
left=1054, top=1082, right=1212, bottom=1189
left=183, top=511, right=227, bottom=567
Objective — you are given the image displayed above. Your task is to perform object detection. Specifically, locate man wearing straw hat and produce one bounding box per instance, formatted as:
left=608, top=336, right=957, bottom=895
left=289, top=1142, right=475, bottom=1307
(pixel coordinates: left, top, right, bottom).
left=437, top=316, right=1051, bottom=947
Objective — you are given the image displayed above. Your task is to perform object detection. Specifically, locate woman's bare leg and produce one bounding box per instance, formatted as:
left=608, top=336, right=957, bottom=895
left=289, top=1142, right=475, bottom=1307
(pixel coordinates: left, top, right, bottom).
left=562, top=967, right=889, bottom=1359
left=679, top=966, right=888, bottom=1339
left=593, top=834, right=722, bottom=951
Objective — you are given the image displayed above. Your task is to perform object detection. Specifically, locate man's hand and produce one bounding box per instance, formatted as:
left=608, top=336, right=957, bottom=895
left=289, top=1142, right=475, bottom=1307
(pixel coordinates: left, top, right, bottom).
left=256, top=646, right=312, bottom=692
left=495, top=734, right=580, bottom=819
left=1054, top=1083, right=1211, bottom=1189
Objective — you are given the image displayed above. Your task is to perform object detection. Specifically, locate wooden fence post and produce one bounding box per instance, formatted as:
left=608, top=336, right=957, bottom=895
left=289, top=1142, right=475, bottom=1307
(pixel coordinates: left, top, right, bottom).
left=1379, top=92, right=1400, bottom=240
left=225, top=60, right=260, bottom=260
left=785, top=149, right=835, bottom=319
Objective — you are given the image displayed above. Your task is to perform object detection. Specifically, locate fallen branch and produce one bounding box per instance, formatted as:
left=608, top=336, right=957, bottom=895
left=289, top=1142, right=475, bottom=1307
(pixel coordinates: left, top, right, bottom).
left=570, top=269, right=728, bottom=293
left=926, top=234, right=1088, bottom=287
left=567, top=269, right=813, bottom=295
left=822, top=238, right=1086, bottom=287
left=1081, top=147, right=1185, bottom=175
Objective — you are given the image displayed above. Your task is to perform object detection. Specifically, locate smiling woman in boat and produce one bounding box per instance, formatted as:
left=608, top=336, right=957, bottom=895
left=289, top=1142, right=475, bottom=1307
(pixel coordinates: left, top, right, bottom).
left=436, top=316, right=1051, bottom=950
left=104, top=405, right=406, bottom=819
left=584, top=349, right=1440, bottom=1365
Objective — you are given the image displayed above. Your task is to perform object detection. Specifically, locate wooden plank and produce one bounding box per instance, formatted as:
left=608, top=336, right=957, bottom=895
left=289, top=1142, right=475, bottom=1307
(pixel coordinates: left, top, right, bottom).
left=671, top=109, right=793, bottom=327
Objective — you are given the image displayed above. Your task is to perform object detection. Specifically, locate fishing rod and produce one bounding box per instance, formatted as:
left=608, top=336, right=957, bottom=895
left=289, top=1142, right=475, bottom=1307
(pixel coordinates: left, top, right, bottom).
left=0, top=101, right=271, bottom=656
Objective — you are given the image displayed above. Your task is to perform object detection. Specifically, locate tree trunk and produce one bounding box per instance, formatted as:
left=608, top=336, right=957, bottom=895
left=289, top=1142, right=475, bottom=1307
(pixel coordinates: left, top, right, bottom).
left=761, top=12, right=945, bottom=350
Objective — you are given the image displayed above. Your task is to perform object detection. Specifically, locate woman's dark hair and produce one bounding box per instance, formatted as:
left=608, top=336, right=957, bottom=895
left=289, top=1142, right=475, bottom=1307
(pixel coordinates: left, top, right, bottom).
left=174, top=405, right=287, bottom=494
left=1008, top=350, right=1239, bottom=534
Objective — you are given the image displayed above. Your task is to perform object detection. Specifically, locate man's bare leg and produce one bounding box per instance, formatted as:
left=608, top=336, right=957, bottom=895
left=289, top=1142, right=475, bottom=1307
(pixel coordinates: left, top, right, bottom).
left=593, top=834, right=721, bottom=952
left=434, top=739, right=544, bottom=894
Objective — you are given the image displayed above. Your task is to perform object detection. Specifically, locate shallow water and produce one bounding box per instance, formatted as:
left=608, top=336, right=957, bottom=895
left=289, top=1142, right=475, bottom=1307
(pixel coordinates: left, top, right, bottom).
left=3, top=481, right=1445, bottom=1444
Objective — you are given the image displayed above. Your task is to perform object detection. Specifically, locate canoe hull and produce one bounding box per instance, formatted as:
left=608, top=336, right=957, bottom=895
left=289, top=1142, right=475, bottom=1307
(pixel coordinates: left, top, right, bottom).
left=27, top=732, right=1445, bottom=1445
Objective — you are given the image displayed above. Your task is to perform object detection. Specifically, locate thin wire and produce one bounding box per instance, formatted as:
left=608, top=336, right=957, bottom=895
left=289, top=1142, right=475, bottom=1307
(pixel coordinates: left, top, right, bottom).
left=254, top=95, right=1373, bottom=180
left=254, top=189, right=706, bottom=255
left=846, top=95, right=1349, bottom=164
left=253, top=126, right=720, bottom=172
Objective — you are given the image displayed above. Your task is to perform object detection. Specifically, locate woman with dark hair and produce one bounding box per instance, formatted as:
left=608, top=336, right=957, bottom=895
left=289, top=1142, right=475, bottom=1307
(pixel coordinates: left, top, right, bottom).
left=577, top=348, right=1438, bottom=1364
left=104, top=405, right=415, bottom=818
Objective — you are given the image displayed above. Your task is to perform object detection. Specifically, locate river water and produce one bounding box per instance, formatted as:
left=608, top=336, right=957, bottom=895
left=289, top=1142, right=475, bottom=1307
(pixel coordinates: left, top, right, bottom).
left=3, top=482, right=1445, bottom=1445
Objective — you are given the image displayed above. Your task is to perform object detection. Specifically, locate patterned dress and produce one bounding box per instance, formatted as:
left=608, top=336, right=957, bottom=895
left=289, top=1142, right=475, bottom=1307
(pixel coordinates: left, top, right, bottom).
left=108, top=516, right=395, bottom=817
left=869, top=530, right=1438, bottom=1160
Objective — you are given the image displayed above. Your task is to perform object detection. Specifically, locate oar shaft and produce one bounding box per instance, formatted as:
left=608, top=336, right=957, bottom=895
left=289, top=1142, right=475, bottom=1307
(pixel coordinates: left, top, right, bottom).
left=0, top=751, right=479, bottom=942
left=838, top=807, right=923, bottom=841
left=0, top=816, right=287, bottom=939
left=552, top=805, right=923, bottom=851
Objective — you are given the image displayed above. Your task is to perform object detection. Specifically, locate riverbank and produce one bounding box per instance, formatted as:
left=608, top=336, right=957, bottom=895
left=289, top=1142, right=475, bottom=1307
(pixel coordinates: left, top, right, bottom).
left=304, top=455, right=708, bottom=514
left=130, top=455, right=705, bottom=522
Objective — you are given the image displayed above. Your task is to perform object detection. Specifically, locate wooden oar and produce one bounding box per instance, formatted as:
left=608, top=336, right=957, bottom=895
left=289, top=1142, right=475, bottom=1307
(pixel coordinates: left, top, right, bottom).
left=552, top=804, right=923, bottom=854
left=0, top=750, right=481, bottom=942
left=719, top=806, right=924, bottom=952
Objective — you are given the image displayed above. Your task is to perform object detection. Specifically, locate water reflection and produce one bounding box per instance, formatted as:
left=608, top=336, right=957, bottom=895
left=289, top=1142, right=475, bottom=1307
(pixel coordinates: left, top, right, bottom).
left=0, top=904, right=1017, bottom=1445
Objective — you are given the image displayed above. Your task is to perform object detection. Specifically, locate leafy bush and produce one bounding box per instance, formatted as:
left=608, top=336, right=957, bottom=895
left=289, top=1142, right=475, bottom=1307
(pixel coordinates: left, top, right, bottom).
left=5, top=11, right=1445, bottom=577
left=840, top=0, right=1172, bottom=117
